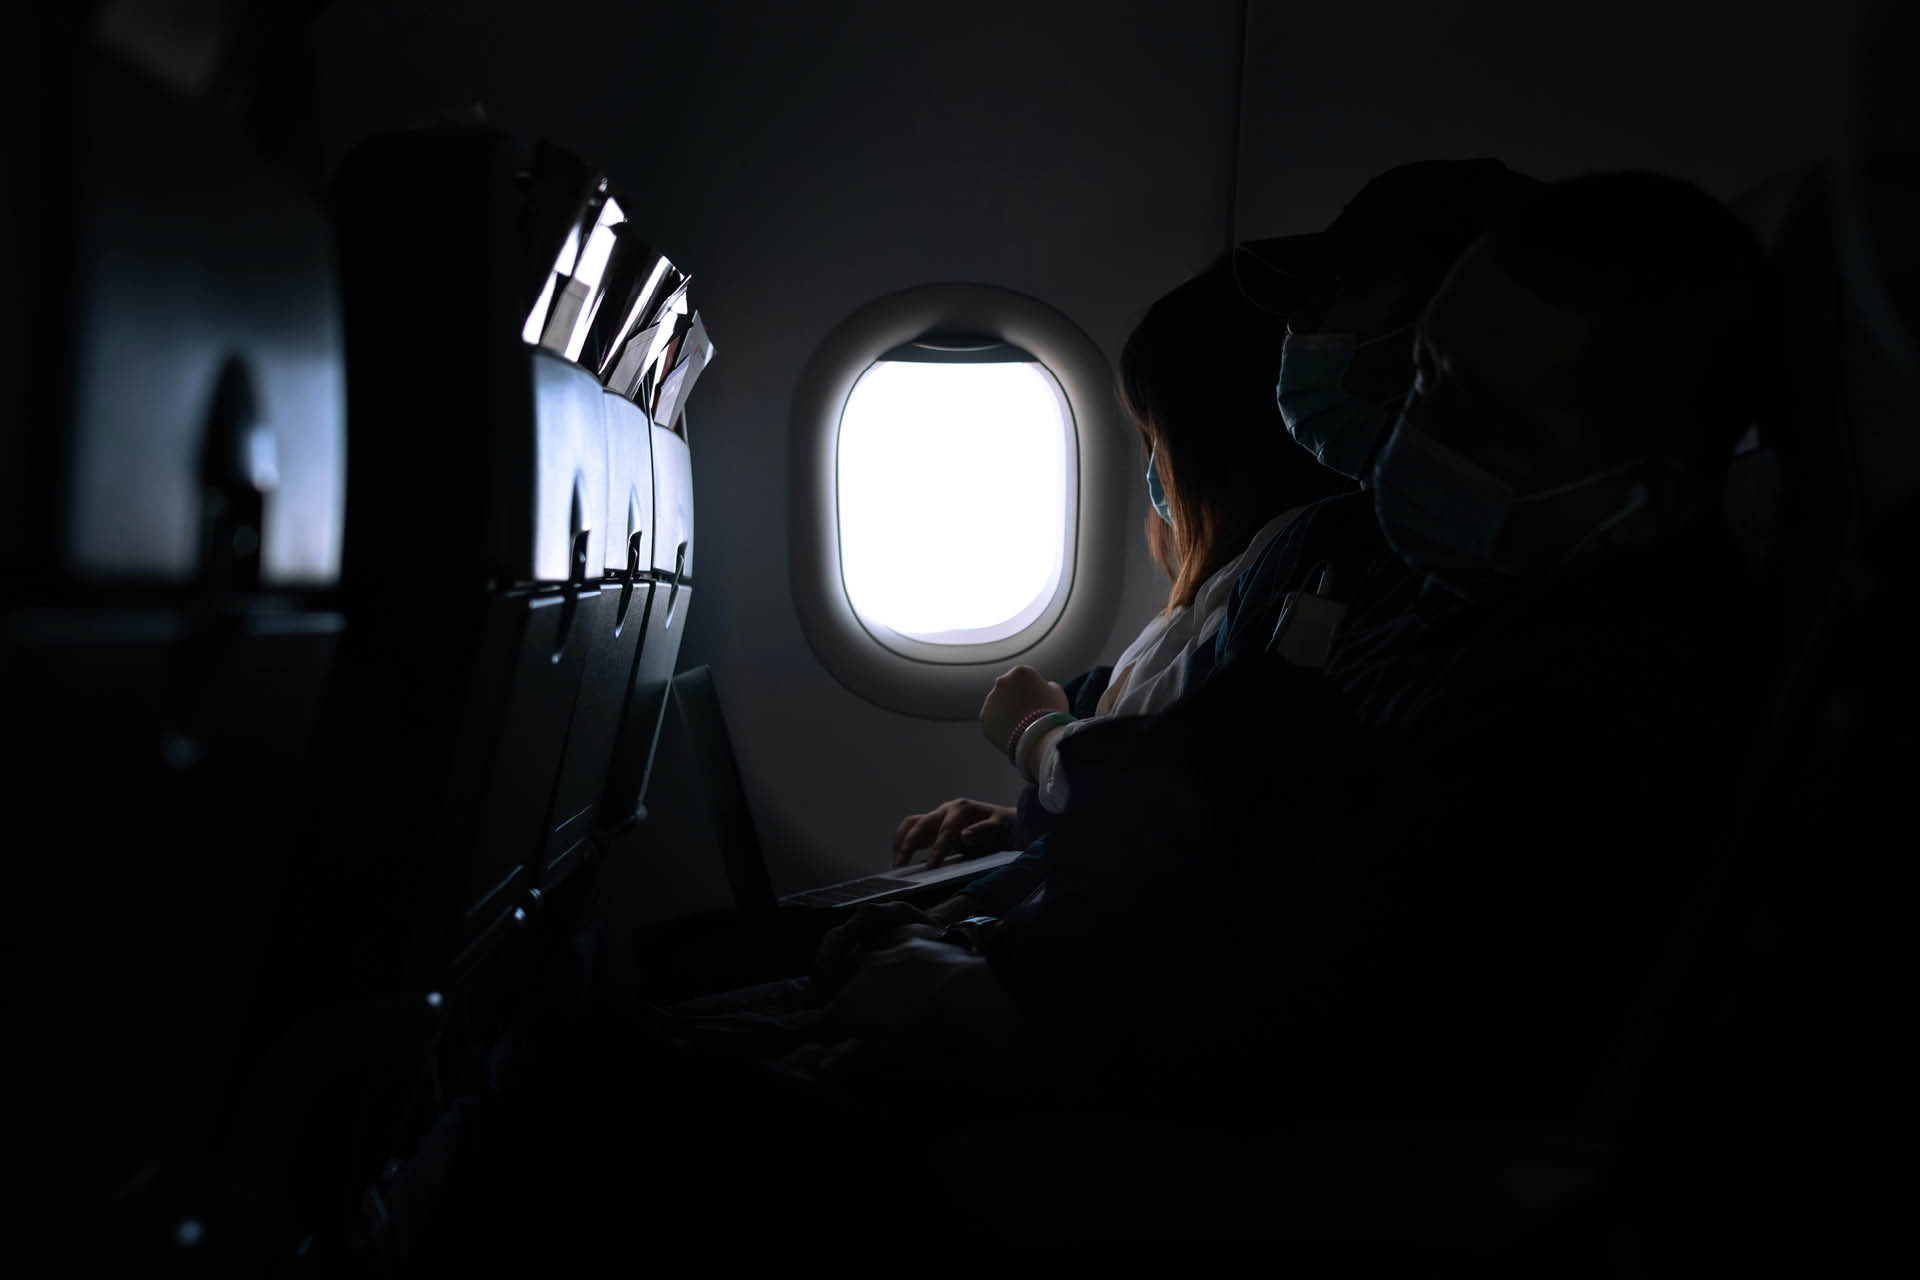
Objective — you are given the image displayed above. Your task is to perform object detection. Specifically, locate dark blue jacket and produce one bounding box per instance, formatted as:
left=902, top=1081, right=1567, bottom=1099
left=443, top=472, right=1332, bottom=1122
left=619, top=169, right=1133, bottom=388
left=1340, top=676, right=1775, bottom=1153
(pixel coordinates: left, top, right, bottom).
left=984, top=529, right=1764, bottom=1140
left=965, top=491, right=1415, bottom=916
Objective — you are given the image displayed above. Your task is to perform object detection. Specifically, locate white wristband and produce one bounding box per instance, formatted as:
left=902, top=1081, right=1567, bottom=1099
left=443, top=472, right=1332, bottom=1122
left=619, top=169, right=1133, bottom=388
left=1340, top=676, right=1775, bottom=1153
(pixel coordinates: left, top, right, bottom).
left=1015, top=713, right=1075, bottom=784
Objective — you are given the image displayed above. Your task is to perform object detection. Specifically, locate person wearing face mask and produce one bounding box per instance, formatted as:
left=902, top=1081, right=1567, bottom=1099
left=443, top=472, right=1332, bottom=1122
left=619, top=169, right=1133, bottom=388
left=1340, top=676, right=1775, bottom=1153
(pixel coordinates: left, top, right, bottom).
left=638, top=169, right=1526, bottom=1009
left=715, top=171, right=1768, bottom=1149
left=810, top=165, right=1544, bottom=1016
left=973, top=163, right=1545, bottom=843
left=1208, top=160, right=1545, bottom=674
left=811, top=255, right=1357, bottom=990
left=951, top=170, right=1775, bottom=1153
left=1295, top=171, right=1776, bottom=1147
left=423, top=177, right=1777, bottom=1263
left=629, top=256, right=1350, bottom=1009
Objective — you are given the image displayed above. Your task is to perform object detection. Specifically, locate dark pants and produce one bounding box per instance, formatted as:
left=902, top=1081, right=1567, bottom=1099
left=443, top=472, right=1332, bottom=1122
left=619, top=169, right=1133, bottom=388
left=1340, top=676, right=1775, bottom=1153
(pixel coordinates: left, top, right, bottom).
left=631, top=905, right=854, bottom=1004
left=656, top=975, right=827, bottom=1062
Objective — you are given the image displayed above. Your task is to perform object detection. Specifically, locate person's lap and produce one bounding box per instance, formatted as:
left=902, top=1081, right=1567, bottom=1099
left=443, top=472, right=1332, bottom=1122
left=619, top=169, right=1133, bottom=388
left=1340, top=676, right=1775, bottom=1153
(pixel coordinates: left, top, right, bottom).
left=653, top=974, right=826, bottom=1061
left=631, top=905, right=853, bottom=1004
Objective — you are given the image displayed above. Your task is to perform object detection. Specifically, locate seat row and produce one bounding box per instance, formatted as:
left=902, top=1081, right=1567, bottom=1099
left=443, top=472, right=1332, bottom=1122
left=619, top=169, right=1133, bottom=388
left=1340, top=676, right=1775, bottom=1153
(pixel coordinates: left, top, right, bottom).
left=3, top=46, right=710, bottom=1270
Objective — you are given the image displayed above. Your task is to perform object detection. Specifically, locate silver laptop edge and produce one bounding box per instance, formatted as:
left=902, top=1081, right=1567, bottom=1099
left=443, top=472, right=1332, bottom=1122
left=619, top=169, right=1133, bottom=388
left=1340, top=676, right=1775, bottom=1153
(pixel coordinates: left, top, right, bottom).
left=777, top=848, right=1023, bottom=909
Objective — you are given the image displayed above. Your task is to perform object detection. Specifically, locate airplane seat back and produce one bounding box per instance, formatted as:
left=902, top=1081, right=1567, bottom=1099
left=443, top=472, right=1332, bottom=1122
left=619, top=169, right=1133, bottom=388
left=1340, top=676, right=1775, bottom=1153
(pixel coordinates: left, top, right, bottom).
left=1576, top=162, right=1894, bottom=1261
left=2, top=46, right=348, bottom=1268
left=289, top=128, right=622, bottom=1015
left=225, top=131, right=606, bottom=1233
left=1663, top=19, right=1920, bottom=1257
left=241, top=131, right=708, bottom=1256
left=601, top=412, right=696, bottom=832
left=540, top=390, right=654, bottom=884
left=538, top=216, right=702, bottom=885
left=1570, top=162, right=1839, bottom=1096
left=1656, top=19, right=1920, bottom=1248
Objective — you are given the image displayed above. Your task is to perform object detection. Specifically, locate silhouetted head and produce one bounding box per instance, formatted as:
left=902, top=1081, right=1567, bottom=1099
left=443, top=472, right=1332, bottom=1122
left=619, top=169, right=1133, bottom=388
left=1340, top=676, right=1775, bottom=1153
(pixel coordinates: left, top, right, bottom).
left=1246, top=159, right=1546, bottom=485
left=1374, top=170, right=1772, bottom=594
left=1119, top=254, right=1354, bottom=612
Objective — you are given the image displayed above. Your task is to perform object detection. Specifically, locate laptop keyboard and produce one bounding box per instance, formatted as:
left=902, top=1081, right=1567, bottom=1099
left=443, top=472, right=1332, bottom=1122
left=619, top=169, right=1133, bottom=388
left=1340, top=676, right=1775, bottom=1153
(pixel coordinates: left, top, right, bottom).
left=781, top=874, right=916, bottom=909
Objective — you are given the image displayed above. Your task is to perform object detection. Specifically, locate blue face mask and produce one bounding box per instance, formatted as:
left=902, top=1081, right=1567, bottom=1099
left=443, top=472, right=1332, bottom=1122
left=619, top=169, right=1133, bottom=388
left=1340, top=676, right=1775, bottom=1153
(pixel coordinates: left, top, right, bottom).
left=1370, top=418, right=1652, bottom=597
left=1146, top=444, right=1173, bottom=525
left=1275, top=325, right=1413, bottom=479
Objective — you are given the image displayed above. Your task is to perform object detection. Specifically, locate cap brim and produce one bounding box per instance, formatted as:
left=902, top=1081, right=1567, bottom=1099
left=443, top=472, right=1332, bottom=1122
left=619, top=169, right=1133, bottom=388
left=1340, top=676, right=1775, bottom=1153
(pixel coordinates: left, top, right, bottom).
left=1233, top=232, right=1372, bottom=312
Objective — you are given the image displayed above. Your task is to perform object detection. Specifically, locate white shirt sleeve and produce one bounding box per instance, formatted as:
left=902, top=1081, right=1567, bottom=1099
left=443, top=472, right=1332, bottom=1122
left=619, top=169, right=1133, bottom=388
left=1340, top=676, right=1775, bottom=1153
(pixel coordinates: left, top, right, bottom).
left=1036, top=717, right=1088, bottom=815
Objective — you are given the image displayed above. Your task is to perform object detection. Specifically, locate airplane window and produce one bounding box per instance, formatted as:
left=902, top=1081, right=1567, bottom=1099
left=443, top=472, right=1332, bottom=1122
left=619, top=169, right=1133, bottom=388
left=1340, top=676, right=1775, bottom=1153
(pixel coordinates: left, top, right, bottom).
left=836, top=350, right=1072, bottom=645
left=792, top=285, right=1126, bottom=719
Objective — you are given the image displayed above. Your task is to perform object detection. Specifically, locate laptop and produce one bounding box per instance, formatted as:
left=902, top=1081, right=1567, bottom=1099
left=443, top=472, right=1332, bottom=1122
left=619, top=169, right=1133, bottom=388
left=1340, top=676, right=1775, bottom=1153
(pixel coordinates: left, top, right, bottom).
left=666, top=664, right=1024, bottom=912
left=777, top=847, right=1022, bottom=909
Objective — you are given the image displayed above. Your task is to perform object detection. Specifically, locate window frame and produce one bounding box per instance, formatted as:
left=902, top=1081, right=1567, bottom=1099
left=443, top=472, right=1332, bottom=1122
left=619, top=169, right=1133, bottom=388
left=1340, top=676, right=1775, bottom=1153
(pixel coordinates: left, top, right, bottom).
left=790, top=284, right=1130, bottom=720
left=835, top=339, right=1078, bottom=662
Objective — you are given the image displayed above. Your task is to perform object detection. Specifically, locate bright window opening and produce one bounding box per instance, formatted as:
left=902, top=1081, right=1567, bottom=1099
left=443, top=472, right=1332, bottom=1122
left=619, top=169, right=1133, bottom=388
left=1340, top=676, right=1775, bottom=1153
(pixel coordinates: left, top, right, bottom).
left=837, top=353, right=1073, bottom=647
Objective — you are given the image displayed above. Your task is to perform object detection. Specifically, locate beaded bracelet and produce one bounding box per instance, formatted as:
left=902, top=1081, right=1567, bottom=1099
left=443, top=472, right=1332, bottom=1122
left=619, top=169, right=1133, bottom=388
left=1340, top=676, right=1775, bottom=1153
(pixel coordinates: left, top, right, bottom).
left=1004, top=706, right=1058, bottom=765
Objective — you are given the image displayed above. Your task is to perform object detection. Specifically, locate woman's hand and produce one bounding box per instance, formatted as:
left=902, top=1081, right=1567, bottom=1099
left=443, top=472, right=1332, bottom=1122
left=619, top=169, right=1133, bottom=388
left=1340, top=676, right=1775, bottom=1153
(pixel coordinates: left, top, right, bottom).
left=813, top=936, right=985, bottom=1039
left=979, top=665, right=1069, bottom=759
left=810, top=901, right=943, bottom=1004
left=892, top=798, right=1016, bottom=869
left=791, top=938, right=1060, bottom=1094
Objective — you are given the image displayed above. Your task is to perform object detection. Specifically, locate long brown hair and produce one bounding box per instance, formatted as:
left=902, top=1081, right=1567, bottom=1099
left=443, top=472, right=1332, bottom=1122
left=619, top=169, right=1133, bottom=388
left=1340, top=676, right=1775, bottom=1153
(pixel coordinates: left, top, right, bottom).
left=1119, top=255, right=1354, bottom=611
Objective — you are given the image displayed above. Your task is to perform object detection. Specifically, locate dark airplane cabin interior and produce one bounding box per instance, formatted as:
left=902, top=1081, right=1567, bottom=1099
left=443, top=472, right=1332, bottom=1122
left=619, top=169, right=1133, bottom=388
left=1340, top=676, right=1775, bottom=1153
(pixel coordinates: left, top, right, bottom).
left=4, top=1, right=1914, bottom=1271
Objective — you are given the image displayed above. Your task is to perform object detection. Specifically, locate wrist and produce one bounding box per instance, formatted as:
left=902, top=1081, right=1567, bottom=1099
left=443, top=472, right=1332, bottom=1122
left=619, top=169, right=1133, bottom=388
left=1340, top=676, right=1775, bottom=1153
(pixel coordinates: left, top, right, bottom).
left=1002, top=706, right=1057, bottom=764
left=935, top=914, right=1000, bottom=955
left=1015, top=713, right=1076, bottom=782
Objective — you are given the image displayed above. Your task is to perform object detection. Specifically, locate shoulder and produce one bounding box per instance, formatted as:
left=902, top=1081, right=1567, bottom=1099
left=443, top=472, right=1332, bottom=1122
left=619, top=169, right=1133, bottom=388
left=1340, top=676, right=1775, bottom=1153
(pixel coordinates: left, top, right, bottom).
left=1239, top=491, right=1379, bottom=595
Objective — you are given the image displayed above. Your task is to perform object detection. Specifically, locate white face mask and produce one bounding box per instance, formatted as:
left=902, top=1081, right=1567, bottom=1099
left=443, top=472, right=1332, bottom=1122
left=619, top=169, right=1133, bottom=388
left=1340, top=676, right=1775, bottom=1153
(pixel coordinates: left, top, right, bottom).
left=1371, top=418, right=1653, bottom=596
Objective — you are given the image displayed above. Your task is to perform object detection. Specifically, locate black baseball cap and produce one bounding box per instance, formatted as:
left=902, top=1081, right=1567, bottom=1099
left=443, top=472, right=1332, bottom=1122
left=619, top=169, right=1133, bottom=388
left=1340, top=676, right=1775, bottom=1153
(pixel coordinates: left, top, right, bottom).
left=1235, top=158, right=1544, bottom=313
